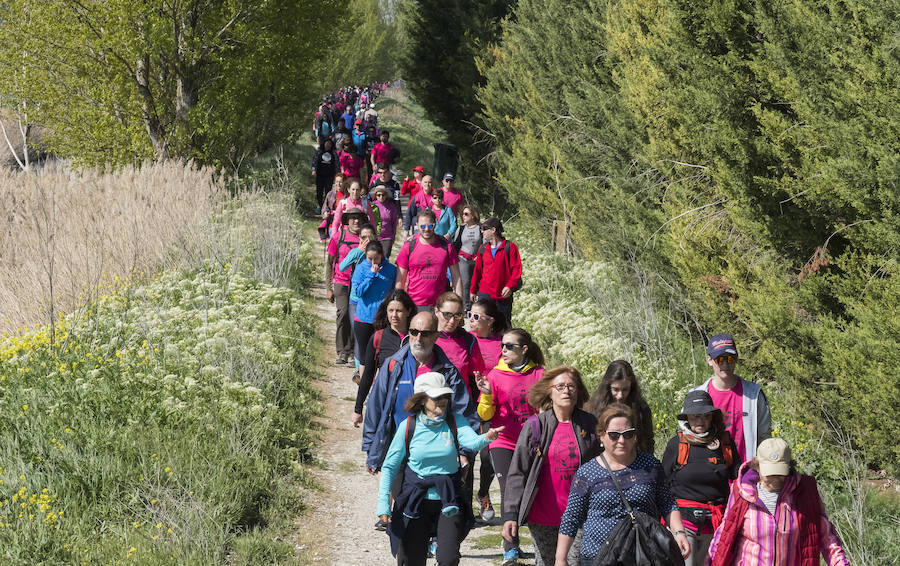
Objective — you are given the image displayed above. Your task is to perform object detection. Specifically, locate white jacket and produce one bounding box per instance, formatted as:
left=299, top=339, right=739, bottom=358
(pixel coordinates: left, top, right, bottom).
left=694, top=376, right=772, bottom=460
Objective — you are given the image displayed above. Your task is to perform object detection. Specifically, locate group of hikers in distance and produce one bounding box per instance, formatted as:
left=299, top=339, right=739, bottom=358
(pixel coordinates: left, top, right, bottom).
left=315, top=84, right=850, bottom=566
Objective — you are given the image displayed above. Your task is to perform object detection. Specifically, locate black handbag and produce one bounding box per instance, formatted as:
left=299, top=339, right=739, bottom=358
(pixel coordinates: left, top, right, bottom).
left=593, top=453, right=686, bottom=566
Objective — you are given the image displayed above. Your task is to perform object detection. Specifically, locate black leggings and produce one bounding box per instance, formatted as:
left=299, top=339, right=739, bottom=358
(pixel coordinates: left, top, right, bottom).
left=490, top=447, right=516, bottom=551
left=353, top=319, right=374, bottom=366
left=397, top=499, right=464, bottom=566
left=477, top=422, right=495, bottom=499
left=315, top=174, right=331, bottom=206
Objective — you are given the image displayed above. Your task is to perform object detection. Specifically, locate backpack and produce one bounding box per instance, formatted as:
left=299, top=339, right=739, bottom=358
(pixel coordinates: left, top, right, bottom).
left=478, top=240, right=523, bottom=292
left=406, top=233, right=450, bottom=262
left=317, top=118, right=332, bottom=138
left=674, top=430, right=735, bottom=470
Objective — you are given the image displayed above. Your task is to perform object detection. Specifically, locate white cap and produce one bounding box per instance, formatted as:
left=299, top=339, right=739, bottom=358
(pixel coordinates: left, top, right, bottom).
left=414, top=372, right=453, bottom=398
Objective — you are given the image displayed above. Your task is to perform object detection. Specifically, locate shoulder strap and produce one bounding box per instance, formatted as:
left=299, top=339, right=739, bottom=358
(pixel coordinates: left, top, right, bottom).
left=464, top=331, right=476, bottom=356
left=404, top=415, right=416, bottom=458
left=676, top=431, right=690, bottom=468
left=720, top=430, right=734, bottom=468
left=448, top=413, right=460, bottom=454
left=388, top=358, right=397, bottom=373
left=527, top=414, right=542, bottom=456
left=373, top=329, right=384, bottom=359
left=408, top=234, right=417, bottom=258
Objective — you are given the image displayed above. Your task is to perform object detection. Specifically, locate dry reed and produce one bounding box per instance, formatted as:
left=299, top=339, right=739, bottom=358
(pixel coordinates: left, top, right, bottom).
left=0, top=161, right=224, bottom=333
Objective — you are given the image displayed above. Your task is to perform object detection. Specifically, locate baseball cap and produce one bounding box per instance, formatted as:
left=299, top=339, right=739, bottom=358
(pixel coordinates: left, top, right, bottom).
left=707, top=333, right=738, bottom=358
left=481, top=217, right=502, bottom=233
left=414, top=372, right=453, bottom=398
left=677, top=390, right=720, bottom=420
left=757, top=438, right=791, bottom=476
left=442, top=172, right=455, bottom=181
left=412, top=165, right=425, bottom=173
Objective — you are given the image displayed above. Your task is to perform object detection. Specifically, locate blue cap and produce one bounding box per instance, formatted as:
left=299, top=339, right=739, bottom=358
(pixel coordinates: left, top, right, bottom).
left=707, top=333, right=738, bottom=358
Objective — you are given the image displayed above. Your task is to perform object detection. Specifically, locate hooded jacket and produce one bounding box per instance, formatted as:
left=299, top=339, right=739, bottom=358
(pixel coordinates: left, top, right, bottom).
left=705, top=462, right=849, bottom=566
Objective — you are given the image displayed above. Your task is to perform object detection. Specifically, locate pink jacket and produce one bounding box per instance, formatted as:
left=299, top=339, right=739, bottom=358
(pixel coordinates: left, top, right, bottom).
left=331, top=197, right=377, bottom=234
left=705, top=462, right=849, bottom=566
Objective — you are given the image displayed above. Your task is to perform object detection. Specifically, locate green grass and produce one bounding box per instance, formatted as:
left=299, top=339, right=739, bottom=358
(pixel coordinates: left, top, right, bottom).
left=0, top=192, right=321, bottom=565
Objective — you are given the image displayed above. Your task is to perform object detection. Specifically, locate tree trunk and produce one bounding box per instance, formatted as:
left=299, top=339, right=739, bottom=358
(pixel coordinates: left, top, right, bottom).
left=135, top=54, right=168, bottom=161
left=175, top=74, right=198, bottom=148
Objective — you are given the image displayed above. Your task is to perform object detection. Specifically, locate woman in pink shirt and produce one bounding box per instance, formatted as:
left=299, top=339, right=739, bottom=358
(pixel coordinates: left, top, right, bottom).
left=475, top=328, right=545, bottom=562
left=331, top=180, right=376, bottom=234
left=339, top=140, right=364, bottom=181
left=466, top=297, right=508, bottom=521
left=501, top=366, right=598, bottom=566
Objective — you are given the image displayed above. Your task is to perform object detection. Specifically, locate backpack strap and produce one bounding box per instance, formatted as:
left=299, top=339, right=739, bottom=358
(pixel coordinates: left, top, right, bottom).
left=404, top=415, right=416, bottom=458
left=372, top=329, right=385, bottom=361
left=676, top=431, right=691, bottom=468
left=720, top=430, right=734, bottom=468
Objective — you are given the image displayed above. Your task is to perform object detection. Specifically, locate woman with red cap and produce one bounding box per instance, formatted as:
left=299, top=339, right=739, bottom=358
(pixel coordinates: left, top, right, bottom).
left=402, top=166, right=426, bottom=206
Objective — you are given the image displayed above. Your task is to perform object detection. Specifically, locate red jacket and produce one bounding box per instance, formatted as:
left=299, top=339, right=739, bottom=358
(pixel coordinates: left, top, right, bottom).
left=470, top=239, right=523, bottom=299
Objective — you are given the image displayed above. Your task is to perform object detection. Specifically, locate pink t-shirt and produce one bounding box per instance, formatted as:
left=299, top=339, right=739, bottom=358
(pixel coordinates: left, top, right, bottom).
left=707, top=380, right=747, bottom=461
left=339, top=151, right=363, bottom=179
left=485, top=365, right=543, bottom=450
left=371, top=142, right=394, bottom=165
left=473, top=333, right=502, bottom=370
left=436, top=332, right=486, bottom=398
left=414, top=190, right=432, bottom=209
left=527, top=421, right=580, bottom=526
left=396, top=235, right=458, bottom=306
left=326, top=228, right=360, bottom=286
left=442, top=188, right=464, bottom=216
left=331, top=197, right=376, bottom=233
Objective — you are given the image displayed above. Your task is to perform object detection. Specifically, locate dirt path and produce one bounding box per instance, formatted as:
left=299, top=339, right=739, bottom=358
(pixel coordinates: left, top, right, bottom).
left=293, top=233, right=535, bottom=565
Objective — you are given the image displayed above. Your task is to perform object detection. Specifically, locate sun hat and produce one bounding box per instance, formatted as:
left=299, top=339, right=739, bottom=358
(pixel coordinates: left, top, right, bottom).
left=414, top=372, right=453, bottom=398
left=341, top=206, right=367, bottom=223
left=370, top=184, right=391, bottom=198
left=707, top=333, right=738, bottom=358
left=677, top=390, right=720, bottom=421
left=757, top=437, right=791, bottom=476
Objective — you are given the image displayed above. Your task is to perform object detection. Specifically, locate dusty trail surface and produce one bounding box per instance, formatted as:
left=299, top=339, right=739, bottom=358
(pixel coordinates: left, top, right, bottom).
left=294, top=233, right=534, bottom=565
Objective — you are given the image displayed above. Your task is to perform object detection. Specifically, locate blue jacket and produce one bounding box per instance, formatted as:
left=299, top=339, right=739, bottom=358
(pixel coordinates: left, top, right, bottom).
left=352, top=129, right=368, bottom=156
left=352, top=258, right=397, bottom=323
left=363, top=344, right=477, bottom=471
left=434, top=206, right=458, bottom=239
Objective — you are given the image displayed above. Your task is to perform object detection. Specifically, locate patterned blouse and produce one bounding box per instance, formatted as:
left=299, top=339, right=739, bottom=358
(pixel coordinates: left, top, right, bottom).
left=559, top=452, right=678, bottom=560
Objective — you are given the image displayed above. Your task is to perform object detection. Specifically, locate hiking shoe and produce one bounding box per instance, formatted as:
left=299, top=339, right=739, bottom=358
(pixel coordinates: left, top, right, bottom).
left=426, top=538, right=437, bottom=558
left=352, top=371, right=361, bottom=384
left=346, top=358, right=357, bottom=368
left=501, top=547, right=519, bottom=565
left=478, top=494, right=495, bottom=521
left=335, top=355, right=347, bottom=366
left=374, top=518, right=387, bottom=531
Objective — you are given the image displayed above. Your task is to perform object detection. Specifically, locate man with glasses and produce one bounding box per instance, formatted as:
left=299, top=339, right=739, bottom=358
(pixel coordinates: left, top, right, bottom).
left=369, top=162, right=401, bottom=206
left=693, top=333, right=771, bottom=461
left=363, top=312, right=479, bottom=478
left=403, top=175, right=436, bottom=237
left=396, top=210, right=463, bottom=312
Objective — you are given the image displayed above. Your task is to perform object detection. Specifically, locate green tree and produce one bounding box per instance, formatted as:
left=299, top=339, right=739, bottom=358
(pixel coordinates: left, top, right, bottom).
left=0, top=0, right=343, bottom=168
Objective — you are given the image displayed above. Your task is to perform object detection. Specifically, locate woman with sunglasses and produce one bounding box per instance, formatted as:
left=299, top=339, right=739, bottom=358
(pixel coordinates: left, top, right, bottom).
left=584, top=360, right=655, bottom=454
left=353, top=290, right=416, bottom=429
left=431, top=189, right=458, bottom=240
left=556, top=403, right=690, bottom=566
left=456, top=205, right=482, bottom=312
left=474, top=328, right=545, bottom=565
left=466, top=297, right=507, bottom=520
left=377, top=372, right=505, bottom=566
left=434, top=292, right=486, bottom=400
left=501, top=366, right=599, bottom=566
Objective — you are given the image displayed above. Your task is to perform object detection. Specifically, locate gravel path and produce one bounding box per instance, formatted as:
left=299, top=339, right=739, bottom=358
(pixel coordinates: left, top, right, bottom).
left=293, top=237, right=535, bottom=565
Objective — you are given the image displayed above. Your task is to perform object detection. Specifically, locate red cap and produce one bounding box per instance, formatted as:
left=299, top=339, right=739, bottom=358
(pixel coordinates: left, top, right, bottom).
left=412, top=166, right=425, bottom=173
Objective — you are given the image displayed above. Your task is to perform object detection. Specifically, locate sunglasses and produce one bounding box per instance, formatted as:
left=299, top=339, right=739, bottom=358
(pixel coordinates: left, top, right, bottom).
left=501, top=342, right=524, bottom=351
left=408, top=328, right=438, bottom=338
left=606, top=428, right=636, bottom=441
left=466, top=311, right=492, bottom=322
left=419, top=224, right=435, bottom=230
left=714, top=355, right=737, bottom=365
left=438, top=310, right=464, bottom=321
left=462, top=212, right=471, bottom=216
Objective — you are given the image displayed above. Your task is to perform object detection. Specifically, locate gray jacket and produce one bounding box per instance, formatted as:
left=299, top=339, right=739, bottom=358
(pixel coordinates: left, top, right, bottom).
left=501, top=408, right=600, bottom=526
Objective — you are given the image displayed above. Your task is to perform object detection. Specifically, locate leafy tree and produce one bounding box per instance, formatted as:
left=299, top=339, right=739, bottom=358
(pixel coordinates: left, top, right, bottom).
left=0, top=0, right=344, bottom=168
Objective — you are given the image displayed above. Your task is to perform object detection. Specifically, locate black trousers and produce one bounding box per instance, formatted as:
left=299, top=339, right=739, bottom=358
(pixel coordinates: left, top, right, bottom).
left=477, top=421, right=495, bottom=499
left=490, top=447, right=517, bottom=551
left=397, top=499, right=464, bottom=566
left=315, top=174, right=331, bottom=206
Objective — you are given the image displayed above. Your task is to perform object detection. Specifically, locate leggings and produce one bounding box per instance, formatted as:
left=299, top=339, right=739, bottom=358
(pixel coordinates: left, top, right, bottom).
left=490, top=447, right=516, bottom=551
left=477, top=422, right=495, bottom=499
left=353, top=319, right=374, bottom=367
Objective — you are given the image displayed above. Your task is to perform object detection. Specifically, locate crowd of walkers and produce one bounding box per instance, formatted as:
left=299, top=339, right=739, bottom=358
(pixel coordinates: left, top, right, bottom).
left=315, top=86, right=850, bottom=566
